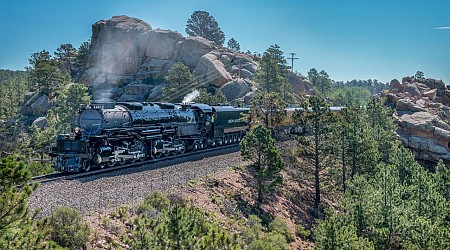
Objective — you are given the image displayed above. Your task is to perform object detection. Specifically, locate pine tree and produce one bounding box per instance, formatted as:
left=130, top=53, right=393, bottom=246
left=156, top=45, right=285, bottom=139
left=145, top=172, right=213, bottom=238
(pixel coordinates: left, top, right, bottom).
left=0, top=156, right=49, bottom=249
left=307, top=68, right=332, bottom=95
left=28, top=51, right=70, bottom=95
left=30, top=111, right=58, bottom=164
left=255, top=53, right=285, bottom=93
left=163, top=62, right=197, bottom=102
left=265, top=44, right=289, bottom=74
left=293, top=96, right=335, bottom=214
left=249, top=91, right=288, bottom=130
left=314, top=211, right=374, bottom=250
left=194, top=89, right=227, bottom=104
left=54, top=43, right=77, bottom=77
left=186, top=11, right=225, bottom=46
left=240, top=125, right=284, bottom=208
left=227, top=38, right=240, bottom=51
left=55, top=83, right=91, bottom=130
left=259, top=45, right=293, bottom=102
left=48, top=207, right=91, bottom=248
left=74, top=40, right=91, bottom=81
left=366, top=98, right=397, bottom=163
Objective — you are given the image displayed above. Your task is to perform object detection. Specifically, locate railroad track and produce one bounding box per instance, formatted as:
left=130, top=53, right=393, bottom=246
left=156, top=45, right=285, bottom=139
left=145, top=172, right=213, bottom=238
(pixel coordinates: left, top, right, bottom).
left=30, top=144, right=241, bottom=185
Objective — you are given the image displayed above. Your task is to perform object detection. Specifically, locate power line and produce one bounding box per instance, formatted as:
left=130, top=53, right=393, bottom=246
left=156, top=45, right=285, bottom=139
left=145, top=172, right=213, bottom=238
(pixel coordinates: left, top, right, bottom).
left=287, top=53, right=299, bottom=72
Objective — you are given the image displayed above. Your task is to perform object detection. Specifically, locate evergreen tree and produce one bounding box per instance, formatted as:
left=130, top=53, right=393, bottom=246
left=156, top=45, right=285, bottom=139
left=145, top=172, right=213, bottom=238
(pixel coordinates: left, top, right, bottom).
left=343, top=107, right=380, bottom=179
left=227, top=38, right=240, bottom=51
left=28, top=50, right=51, bottom=68
left=74, top=40, right=91, bottom=81
left=314, top=211, right=374, bottom=250
left=194, top=89, right=227, bottom=104
left=240, top=125, right=284, bottom=208
left=415, top=71, right=425, bottom=79
left=366, top=98, right=397, bottom=163
left=263, top=45, right=293, bottom=102
left=265, top=44, right=289, bottom=74
left=249, top=91, right=288, bottom=130
left=163, top=62, right=197, bottom=103
left=293, top=96, right=335, bottom=214
left=321, top=145, right=450, bottom=249
left=128, top=197, right=242, bottom=249
left=328, top=87, right=371, bottom=107
left=255, top=53, right=284, bottom=93
left=55, top=83, right=91, bottom=130
left=48, top=207, right=91, bottom=249
left=307, top=68, right=332, bottom=95
left=0, top=156, right=49, bottom=249
left=0, top=72, right=31, bottom=153
left=0, top=73, right=30, bottom=119
left=435, top=160, right=450, bottom=201
left=54, top=43, right=77, bottom=77
left=28, top=51, right=70, bottom=95
left=30, top=111, right=58, bottom=164
left=186, top=11, right=225, bottom=46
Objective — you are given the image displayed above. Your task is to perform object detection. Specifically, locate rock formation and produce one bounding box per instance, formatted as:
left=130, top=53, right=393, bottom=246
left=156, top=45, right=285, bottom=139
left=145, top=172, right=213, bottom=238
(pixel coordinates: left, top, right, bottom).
left=82, top=15, right=258, bottom=102
left=381, top=76, right=450, bottom=163
left=82, top=15, right=312, bottom=103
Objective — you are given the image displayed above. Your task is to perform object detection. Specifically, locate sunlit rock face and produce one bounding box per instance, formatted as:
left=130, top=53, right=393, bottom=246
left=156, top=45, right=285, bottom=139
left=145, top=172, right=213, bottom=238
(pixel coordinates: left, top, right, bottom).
left=82, top=15, right=262, bottom=102
left=383, top=76, right=450, bottom=163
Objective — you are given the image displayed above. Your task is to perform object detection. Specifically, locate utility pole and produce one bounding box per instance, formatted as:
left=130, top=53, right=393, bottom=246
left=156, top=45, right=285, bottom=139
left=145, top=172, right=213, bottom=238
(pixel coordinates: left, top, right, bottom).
left=287, top=53, right=299, bottom=72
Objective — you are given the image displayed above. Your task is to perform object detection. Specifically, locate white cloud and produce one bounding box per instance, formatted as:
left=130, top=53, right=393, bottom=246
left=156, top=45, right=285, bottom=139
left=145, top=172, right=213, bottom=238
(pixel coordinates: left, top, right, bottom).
left=433, top=26, right=450, bottom=30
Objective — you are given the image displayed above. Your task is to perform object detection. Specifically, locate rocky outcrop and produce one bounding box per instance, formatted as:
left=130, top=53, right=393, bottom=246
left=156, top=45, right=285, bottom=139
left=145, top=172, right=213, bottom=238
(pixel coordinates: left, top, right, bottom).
left=83, top=15, right=312, bottom=103
left=289, top=73, right=314, bottom=96
left=21, top=93, right=50, bottom=116
left=383, top=76, right=450, bottom=163
left=219, top=79, right=253, bottom=101
left=396, top=112, right=450, bottom=162
left=32, top=117, right=48, bottom=129
left=83, top=15, right=259, bottom=102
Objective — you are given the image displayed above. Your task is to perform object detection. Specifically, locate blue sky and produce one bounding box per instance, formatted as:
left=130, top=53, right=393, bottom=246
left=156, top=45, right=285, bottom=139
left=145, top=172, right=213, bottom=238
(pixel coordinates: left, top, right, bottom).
left=1, top=0, right=449, bottom=84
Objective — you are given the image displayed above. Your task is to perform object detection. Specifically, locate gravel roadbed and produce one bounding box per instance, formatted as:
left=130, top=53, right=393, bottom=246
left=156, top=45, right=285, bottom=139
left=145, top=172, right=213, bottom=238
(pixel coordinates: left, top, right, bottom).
left=28, top=146, right=245, bottom=217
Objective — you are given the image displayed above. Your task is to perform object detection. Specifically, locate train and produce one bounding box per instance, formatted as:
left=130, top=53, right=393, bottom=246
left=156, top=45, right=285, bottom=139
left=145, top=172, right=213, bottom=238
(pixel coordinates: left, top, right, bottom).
left=50, top=102, right=250, bottom=172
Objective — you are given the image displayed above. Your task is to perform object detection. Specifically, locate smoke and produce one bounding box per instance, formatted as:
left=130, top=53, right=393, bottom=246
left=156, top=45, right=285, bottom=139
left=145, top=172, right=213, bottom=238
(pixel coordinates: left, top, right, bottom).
left=93, top=87, right=114, bottom=103
left=182, top=90, right=200, bottom=103
left=88, top=24, right=137, bottom=103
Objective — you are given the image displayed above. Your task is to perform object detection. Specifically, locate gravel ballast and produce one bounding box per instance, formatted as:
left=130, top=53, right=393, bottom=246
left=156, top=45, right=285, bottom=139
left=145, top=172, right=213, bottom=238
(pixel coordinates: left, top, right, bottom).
left=28, top=146, right=245, bottom=216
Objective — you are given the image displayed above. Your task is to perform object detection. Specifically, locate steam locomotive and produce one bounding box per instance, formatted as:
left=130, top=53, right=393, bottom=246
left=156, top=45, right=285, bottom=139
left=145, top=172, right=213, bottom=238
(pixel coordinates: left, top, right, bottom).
left=50, top=102, right=250, bottom=172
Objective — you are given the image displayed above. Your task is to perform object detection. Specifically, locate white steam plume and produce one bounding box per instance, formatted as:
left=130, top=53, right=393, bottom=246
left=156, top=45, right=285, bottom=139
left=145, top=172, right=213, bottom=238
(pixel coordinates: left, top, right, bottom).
left=93, top=87, right=114, bottom=103
left=182, top=90, right=200, bottom=103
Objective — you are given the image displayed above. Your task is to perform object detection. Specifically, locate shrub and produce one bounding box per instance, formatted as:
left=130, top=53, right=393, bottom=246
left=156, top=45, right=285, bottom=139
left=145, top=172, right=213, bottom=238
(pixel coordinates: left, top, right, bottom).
left=268, top=217, right=295, bottom=243
left=28, top=162, right=55, bottom=176
left=136, top=191, right=170, bottom=214
left=295, top=223, right=311, bottom=240
left=118, top=205, right=129, bottom=223
left=248, top=232, right=290, bottom=250
left=48, top=207, right=91, bottom=249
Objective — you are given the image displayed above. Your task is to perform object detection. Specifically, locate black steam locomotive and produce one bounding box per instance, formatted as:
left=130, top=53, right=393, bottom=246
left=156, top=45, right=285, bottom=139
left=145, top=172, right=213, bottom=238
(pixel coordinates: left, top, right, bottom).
left=50, top=102, right=249, bottom=172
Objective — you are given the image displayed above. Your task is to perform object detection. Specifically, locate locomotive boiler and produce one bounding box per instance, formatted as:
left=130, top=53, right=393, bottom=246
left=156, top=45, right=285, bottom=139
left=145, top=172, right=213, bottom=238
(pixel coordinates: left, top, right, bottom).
left=50, top=102, right=250, bottom=172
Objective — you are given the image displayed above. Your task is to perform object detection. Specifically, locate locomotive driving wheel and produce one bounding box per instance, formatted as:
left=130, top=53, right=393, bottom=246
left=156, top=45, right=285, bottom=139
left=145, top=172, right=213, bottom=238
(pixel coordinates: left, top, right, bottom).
left=179, top=141, right=186, bottom=154
left=107, top=159, right=116, bottom=167
left=130, top=139, right=147, bottom=162
left=82, top=160, right=91, bottom=172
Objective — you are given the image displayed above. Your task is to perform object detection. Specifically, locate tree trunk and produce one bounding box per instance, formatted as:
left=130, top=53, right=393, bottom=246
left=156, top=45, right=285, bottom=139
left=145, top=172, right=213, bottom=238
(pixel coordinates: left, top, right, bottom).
left=342, top=134, right=346, bottom=192
left=314, top=121, right=320, bottom=212
left=257, top=177, right=263, bottom=209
